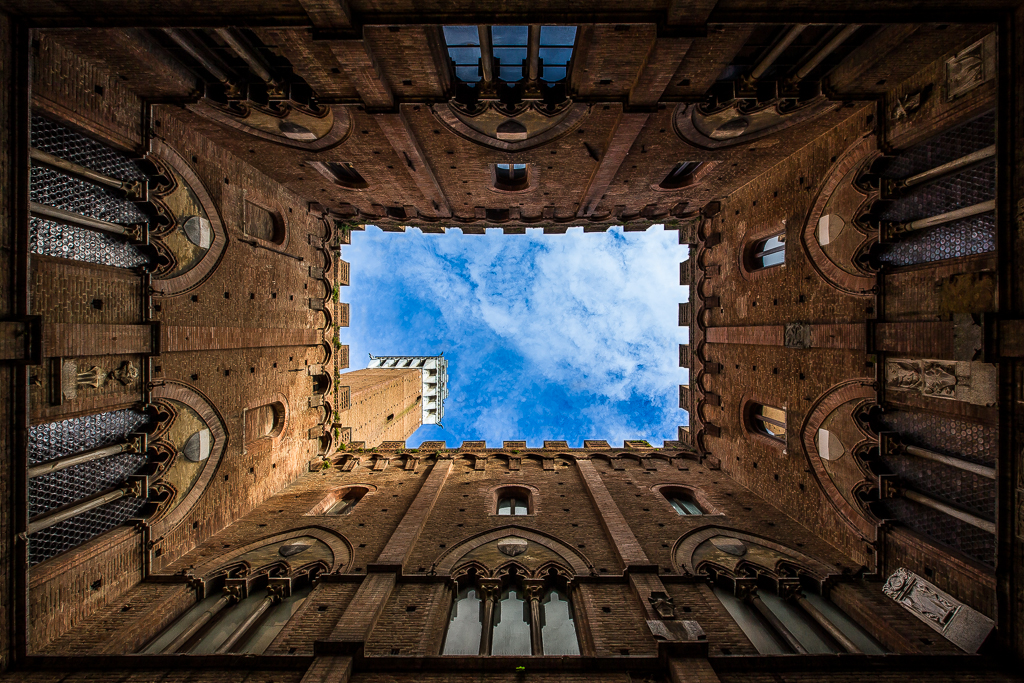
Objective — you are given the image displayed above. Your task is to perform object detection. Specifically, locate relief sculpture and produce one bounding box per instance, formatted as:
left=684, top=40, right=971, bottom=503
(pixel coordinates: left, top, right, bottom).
left=885, top=358, right=996, bottom=406
left=883, top=567, right=994, bottom=652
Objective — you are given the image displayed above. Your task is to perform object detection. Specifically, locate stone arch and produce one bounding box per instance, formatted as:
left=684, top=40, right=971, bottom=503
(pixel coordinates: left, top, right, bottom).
left=148, top=140, right=228, bottom=296
left=148, top=381, right=227, bottom=538
left=800, top=133, right=878, bottom=297
left=243, top=393, right=288, bottom=448
left=189, top=526, right=352, bottom=578
left=434, top=526, right=592, bottom=577
left=799, top=379, right=878, bottom=542
left=430, top=102, right=590, bottom=152
left=672, top=525, right=839, bottom=578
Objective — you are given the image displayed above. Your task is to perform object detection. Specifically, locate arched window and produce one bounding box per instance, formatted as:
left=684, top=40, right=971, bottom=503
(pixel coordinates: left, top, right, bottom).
left=494, top=163, right=529, bottom=192
left=748, top=232, right=786, bottom=269
left=327, top=487, right=367, bottom=516
left=712, top=581, right=885, bottom=655
left=659, top=161, right=704, bottom=189
left=496, top=487, right=530, bottom=515
left=749, top=403, right=786, bottom=441
left=442, top=571, right=580, bottom=655
left=309, top=161, right=368, bottom=189
left=663, top=488, right=704, bottom=516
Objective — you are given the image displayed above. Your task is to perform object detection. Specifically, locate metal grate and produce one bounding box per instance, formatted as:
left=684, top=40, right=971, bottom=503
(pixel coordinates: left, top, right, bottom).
left=31, top=166, right=148, bottom=226
left=30, top=451, right=148, bottom=518
left=29, top=410, right=151, bottom=465
left=29, top=115, right=150, bottom=268
left=878, top=410, right=996, bottom=465
left=878, top=161, right=995, bottom=223
left=29, top=497, right=146, bottom=566
left=878, top=498, right=994, bottom=567
left=31, top=115, right=147, bottom=182
left=30, top=217, right=149, bottom=268
left=28, top=410, right=151, bottom=566
left=876, top=110, right=995, bottom=180
left=877, top=213, right=995, bottom=267
left=881, top=455, right=995, bottom=521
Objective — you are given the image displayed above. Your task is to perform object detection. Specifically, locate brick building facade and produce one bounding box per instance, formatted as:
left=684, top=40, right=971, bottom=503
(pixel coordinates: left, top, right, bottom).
left=1, top=1, right=1023, bottom=681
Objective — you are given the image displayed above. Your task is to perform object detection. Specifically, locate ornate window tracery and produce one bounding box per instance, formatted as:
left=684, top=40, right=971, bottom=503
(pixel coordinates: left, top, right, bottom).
left=442, top=566, right=579, bottom=656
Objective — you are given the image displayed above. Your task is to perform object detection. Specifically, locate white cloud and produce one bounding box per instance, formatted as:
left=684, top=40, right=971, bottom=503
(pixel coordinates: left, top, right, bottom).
left=345, top=225, right=689, bottom=444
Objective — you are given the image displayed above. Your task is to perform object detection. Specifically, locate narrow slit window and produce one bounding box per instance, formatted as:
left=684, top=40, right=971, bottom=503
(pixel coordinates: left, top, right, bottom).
left=660, top=161, right=704, bottom=189
left=750, top=233, right=786, bottom=269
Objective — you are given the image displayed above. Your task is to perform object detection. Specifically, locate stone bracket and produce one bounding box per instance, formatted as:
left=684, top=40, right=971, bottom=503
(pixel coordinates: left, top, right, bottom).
left=0, top=316, right=42, bottom=364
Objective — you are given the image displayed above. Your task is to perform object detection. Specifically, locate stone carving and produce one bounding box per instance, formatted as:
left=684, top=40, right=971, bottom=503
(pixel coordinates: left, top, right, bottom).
left=112, top=360, right=139, bottom=385
left=784, top=322, right=812, bottom=349
left=497, top=537, right=528, bottom=557
left=884, top=568, right=957, bottom=626
left=885, top=358, right=997, bottom=406
left=648, top=592, right=675, bottom=619
left=710, top=536, right=748, bottom=557
left=946, top=33, right=996, bottom=101
left=888, top=85, right=931, bottom=122
left=61, top=360, right=105, bottom=400
left=883, top=567, right=994, bottom=652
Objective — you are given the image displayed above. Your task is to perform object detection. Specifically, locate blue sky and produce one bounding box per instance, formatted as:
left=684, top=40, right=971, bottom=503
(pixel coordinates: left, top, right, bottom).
left=342, top=225, right=689, bottom=447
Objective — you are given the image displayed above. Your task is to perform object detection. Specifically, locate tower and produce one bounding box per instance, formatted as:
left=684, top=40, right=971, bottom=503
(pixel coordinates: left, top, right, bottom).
left=335, top=354, right=448, bottom=446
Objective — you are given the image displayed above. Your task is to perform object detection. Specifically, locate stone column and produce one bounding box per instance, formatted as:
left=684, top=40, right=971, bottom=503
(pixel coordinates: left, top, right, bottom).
left=523, top=580, right=545, bottom=655
left=477, top=579, right=501, bottom=655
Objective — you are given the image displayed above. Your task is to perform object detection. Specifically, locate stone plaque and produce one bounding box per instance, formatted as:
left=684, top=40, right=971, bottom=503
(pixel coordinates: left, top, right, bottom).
left=946, top=33, right=996, bottom=101
left=883, top=568, right=994, bottom=652
left=710, top=536, right=747, bottom=557
left=784, top=323, right=812, bottom=349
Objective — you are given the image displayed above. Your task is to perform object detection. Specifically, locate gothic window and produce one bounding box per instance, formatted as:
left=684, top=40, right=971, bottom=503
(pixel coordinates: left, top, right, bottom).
left=712, top=582, right=885, bottom=655
left=494, top=163, right=529, bottom=192
left=496, top=487, right=530, bottom=515
left=309, top=160, right=368, bottom=189
left=749, top=403, right=786, bottom=441
left=540, top=588, right=580, bottom=655
left=327, top=487, right=367, bottom=516
left=443, top=26, right=483, bottom=83
left=537, top=26, right=577, bottom=84
left=748, top=232, right=786, bottom=269
left=442, top=571, right=580, bottom=655
left=442, top=585, right=485, bottom=654
left=659, top=161, right=704, bottom=189
left=142, top=579, right=313, bottom=654
left=662, top=488, right=705, bottom=516
left=491, top=584, right=532, bottom=654
left=443, top=25, right=578, bottom=87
